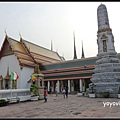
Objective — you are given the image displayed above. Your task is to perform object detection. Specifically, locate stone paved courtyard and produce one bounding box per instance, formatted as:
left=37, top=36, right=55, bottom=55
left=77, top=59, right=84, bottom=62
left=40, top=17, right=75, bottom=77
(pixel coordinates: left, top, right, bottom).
left=0, top=94, right=120, bottom=118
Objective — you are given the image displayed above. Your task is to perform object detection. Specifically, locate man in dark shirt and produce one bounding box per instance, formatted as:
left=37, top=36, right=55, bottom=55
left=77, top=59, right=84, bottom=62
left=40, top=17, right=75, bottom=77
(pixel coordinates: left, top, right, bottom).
left=65, top=84, right=68, bottom=98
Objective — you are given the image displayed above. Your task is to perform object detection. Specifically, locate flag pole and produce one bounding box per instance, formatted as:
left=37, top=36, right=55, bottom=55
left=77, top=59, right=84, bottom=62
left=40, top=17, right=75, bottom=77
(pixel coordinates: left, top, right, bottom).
left=10, top=75, right=12, bottom=98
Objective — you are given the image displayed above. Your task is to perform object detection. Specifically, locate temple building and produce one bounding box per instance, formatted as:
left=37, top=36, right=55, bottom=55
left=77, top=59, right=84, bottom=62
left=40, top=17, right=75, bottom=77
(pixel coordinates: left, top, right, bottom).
left=0, top=31, right=94, bottom=93
left=0, top=33, right=64, bottom=89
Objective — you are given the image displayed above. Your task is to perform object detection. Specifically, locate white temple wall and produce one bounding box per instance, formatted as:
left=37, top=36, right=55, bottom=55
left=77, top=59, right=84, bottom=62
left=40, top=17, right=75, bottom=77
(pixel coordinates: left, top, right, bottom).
left=20, top=66, right=34, bottom=89
left=0, top=55, right=34, bottom=89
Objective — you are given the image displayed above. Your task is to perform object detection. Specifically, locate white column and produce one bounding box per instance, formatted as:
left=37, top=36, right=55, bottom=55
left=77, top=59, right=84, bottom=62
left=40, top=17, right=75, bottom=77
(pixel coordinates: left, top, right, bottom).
left=57, top=80, right=60, bottom=92
left=38, top=77, right=40, bottom=87
left=68, top=80, right=70, bottom=93
left=60, top=81, right=63, bottom=91
left=41, top=77, right=44, bottom=86
left=79, top=79, right=83, bottom=92
left=48, top=81, right=50, bottom=91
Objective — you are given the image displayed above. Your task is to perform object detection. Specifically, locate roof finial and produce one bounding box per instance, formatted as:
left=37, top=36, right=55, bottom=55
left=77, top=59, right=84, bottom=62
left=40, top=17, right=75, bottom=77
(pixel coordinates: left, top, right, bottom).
left=19, top=31, right=22, bottom=40
left=62, top=53, right=64, bottom=57
left=4, top=28, right=8, bottom=38
left=5, top=28, right=6, bottom=34
left=51, top=39, right=53, bottom=51
left=73, top=31, right=77, bottom=59
left=56, top=48, right=58, bottom=52
left=81, top=40, right=85, bottom=58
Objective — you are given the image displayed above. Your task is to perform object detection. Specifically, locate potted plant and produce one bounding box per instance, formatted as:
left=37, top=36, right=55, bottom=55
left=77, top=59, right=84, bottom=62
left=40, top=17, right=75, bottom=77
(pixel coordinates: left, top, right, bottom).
left=88, top=83, right=96, bottom=98
left=77, top=89, right=83, bottom=97
left=0, top=98, right=8, bottom=107
left=118, top=86, right=120, bottom=98
left=30, top=83, right=39, bottom=101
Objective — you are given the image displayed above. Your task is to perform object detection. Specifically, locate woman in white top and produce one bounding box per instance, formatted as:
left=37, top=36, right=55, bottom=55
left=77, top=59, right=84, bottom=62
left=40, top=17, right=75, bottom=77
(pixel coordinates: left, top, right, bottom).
left=62, top=86, right=66, bottom=98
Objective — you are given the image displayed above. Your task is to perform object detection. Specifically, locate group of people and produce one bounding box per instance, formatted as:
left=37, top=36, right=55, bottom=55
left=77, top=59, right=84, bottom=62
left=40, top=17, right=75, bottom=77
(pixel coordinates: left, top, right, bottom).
left=54, top=84, right=69, bottom=98
left=43, top=84, right=69, bottom=103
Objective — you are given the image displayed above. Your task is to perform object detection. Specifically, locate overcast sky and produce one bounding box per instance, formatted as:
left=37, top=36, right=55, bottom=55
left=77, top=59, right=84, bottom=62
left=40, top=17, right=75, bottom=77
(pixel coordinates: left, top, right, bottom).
left=0, top=2, right=120, bottom=60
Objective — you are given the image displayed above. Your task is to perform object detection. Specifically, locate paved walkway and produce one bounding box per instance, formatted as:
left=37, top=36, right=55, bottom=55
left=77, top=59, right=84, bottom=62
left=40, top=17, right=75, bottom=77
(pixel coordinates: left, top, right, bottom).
left=0, top=94, right=120, bottom=118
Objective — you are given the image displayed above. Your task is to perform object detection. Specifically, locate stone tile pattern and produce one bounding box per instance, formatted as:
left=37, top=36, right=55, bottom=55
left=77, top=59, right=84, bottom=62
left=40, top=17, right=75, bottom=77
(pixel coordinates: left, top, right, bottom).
left=0, top=94, right=120, bottom=118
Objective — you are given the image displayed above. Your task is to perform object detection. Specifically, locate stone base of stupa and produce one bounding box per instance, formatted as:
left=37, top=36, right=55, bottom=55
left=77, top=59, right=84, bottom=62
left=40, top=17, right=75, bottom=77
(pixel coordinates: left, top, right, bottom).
left=94, top=82, right=120, bottom=98
left=90, top=57, right=120, bottom=98
left=38, top=86, right=44, bottom=100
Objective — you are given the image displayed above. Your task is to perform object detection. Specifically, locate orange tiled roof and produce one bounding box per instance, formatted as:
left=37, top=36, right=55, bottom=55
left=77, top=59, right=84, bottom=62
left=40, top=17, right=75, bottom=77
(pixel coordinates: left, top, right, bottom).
left=0, top=35, right=63, bottom=67
left=21, top=39, right=63, bottom=65
left=7, top=37, right=36, bottom=67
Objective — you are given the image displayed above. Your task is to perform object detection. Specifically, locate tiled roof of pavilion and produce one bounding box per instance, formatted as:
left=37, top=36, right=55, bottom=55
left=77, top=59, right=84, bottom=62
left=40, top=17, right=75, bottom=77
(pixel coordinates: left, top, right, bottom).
left=40, top=56, right=97, bottom=70
left=40, top=54, right=120, bottom=81
left=40, top=56, right=97, bottom=81
left=0, top=34, right=63, bottom=67
left=5, top=35, right=35, bottom=67
left=20, top=38, right=63, bottom=65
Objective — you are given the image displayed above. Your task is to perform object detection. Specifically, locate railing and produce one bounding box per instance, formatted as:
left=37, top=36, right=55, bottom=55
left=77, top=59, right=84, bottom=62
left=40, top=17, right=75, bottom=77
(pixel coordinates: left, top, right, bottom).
left=0, top=89, right=31, bottom=103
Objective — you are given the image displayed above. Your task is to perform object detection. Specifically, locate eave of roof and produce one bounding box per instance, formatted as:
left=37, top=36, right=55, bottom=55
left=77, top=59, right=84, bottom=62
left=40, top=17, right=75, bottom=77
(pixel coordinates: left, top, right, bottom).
left=40, top=57, right=97, bottom=70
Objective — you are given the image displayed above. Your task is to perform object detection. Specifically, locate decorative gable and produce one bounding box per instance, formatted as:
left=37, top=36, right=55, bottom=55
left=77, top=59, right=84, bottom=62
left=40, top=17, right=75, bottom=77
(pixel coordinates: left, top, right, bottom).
left=1, top=39, right=13, bottom=57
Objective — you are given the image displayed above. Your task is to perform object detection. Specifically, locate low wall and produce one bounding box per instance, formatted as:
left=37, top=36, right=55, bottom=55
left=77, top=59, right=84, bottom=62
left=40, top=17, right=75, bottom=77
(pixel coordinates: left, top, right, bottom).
left=0, top=89, right=31, bottom=98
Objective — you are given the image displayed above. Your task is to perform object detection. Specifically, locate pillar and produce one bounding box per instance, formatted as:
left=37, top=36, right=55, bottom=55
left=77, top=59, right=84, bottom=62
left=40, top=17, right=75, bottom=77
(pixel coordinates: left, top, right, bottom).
left=41, top=77, right=44, bottom=86
left=37, top=76, right=41, bottom=97
left=38, top=76, right=40, bottom=87
left=79, top=79, right=83, bottom=92
left=51, top=81, right=54, bottom=92
left=68, top=80, right=70, bottom=93
left=35, top=75, right=44, bottom=100
left=48, top=81, right=50, bottom=91
left=57, top=80, right=60, bottom=92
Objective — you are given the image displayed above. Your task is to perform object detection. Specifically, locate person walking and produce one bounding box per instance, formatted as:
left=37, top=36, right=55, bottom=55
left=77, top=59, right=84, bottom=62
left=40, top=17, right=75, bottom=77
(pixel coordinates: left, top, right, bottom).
left=65, top=84, right=69, bottom=98
left=62, top=86, right=66, bottom=98
left=55, top=85, right=58, bottom=97
left=49, top=86, right=52, bottom=95
left=44, top=87, right=47, bottom=103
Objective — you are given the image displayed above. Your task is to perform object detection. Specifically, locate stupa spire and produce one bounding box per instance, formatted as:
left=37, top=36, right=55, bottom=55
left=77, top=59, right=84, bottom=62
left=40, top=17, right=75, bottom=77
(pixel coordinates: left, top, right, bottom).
left=81, top=40, right=85, bottom=58
left=73, top=31, right=77, bottom=59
